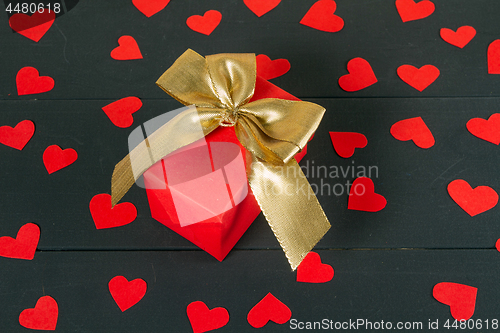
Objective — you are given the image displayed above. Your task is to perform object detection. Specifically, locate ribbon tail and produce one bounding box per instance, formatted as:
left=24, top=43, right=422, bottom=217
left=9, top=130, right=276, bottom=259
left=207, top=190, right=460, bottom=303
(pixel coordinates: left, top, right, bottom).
left=248, top=155, right=331, bottom=270
left=111, top=154, right=138, bottom=207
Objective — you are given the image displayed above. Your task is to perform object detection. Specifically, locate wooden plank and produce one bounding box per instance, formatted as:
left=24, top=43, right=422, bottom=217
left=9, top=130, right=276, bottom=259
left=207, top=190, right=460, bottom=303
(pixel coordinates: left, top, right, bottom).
left=0, top=249, right=498, bottom=332
left=1, top=1, right=500, bottom=332
left=1, top=98, right=500, bottom=251
left=1, top=0, right=500, bottom=100
left=309, top=97, right=500, bottom=250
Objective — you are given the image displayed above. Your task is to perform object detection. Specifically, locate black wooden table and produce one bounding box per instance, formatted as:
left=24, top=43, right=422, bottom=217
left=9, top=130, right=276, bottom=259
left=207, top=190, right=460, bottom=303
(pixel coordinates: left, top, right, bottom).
left=2, top=0, right=500, bottom=331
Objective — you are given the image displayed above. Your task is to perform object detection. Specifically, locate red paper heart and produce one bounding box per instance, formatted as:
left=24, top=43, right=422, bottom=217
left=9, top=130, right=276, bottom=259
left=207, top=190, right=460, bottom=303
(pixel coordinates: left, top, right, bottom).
left=132, top=0, right=170, bottom=17
left=440, top=26, right=476, bottom=48
left=186, top=10, right=222, bottom=35
left=102, top=96, right=142, bottom=128
left=247, top=293, right=291, bottom=328
left=111, top=36, right=143, bottom=60
left=187, top=301, right=229, bottom=333
left=16, top=67, right=54, bottom=96
left=300, top=0, right=344, bottom=33
left=495, top=239, right=500, bottom=252
left=9, top=11, right=55, bottom=42
left=296, top=252, right=334, bottom=283
left=90, top=193, right=137, bottom=229
left=0, top=120, right=35, bottom=150
left=466, top=113, right=500, bottom=145
left=395, top=0, right=435, bottom=22
left=397, top=64, right=440, bottom=91
left=488, top=40, right=500, bottom=74
left=0, top=223, right=39, bottom=260
left=390, top=116, right=435, bottom=148
left=19, top=296, right=58, bottom=331
left=348, top=177, right=387, bottom=212
left=244, top=0, right=281, bottom=17
left=447, top=179, right=498, bottom=217
left=109, top=276, right=147, bottom=312
left=329, top=132, right=367, bottom=158
left=433, top=282, right=477, bottom=320
left=43, top=145, right=78, bottom=174
left=338, top=58, right=377, bottom=92
left=256, top=54, right=290, bottom=80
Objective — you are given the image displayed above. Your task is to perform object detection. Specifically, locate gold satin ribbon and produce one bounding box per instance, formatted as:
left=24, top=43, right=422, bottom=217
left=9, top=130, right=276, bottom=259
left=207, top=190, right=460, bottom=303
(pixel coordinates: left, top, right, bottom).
left=111, top=49, right=330, bottom=270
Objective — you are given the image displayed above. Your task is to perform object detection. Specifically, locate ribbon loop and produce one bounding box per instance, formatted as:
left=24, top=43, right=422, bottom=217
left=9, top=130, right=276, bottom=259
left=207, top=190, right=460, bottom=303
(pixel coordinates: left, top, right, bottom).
left=156, top=49, right=225, bottom=109
left=205, top=53, right=256, bottom=110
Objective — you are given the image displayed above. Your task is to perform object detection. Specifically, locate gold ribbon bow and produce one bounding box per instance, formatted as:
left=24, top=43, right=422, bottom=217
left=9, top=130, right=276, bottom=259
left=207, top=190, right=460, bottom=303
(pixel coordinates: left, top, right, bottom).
left=111, top=49, right=330, bottom=270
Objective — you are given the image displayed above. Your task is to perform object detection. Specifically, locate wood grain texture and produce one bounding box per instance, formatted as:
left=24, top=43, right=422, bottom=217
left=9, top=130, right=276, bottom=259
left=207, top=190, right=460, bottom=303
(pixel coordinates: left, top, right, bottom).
left=0, top=98, right=499, bottom=250
left=1, top=0, right=500, bottom=331
left=0, top=0, right=500, bottom=99
left=0, top=250, right=499, bottom=332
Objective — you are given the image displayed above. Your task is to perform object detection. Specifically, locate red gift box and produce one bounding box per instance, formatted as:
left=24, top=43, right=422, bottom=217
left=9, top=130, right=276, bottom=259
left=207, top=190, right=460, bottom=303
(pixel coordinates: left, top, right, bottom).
left=142, top=76, right=310, bottom=261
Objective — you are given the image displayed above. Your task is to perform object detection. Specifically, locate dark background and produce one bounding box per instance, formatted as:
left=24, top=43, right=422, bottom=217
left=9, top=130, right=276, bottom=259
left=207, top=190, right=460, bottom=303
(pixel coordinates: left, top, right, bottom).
left=1, top=0, right=500, bottom=331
